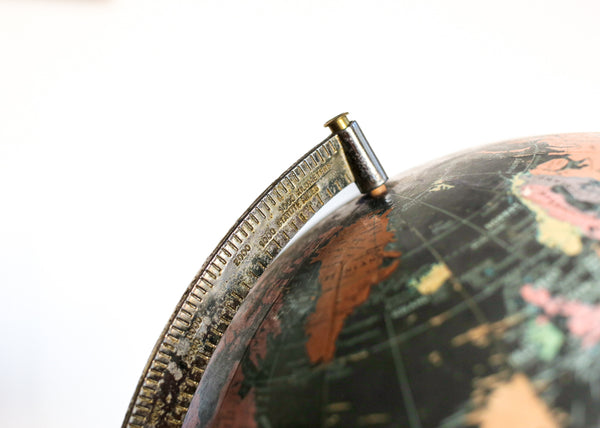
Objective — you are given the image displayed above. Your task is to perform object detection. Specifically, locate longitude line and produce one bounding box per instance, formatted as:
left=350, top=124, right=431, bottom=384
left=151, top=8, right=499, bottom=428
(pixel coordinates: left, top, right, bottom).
left=399, top=212, right=489, bottom=325
left=383, top=311, right=423, bottom=428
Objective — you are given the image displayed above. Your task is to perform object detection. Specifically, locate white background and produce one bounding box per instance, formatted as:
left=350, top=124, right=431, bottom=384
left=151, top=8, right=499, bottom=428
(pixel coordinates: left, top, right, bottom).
left=1, top=1, right=599, bottom=427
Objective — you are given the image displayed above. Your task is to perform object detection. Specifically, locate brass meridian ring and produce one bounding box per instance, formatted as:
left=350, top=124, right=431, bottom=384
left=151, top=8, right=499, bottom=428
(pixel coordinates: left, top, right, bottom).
left=123, top=114, right=387, bottom=428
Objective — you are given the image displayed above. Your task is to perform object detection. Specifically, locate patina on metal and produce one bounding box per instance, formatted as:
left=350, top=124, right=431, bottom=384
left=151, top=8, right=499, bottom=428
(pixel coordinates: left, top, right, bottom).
left=123, top=114, right=388, bottom=428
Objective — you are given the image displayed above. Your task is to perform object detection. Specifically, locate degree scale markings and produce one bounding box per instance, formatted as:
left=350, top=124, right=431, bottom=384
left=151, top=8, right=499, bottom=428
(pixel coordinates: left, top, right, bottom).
left=123, top=114, right=388, bottom=428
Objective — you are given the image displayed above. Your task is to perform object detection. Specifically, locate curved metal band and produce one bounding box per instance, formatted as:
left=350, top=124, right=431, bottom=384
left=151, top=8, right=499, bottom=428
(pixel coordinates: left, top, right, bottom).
left=123, top=120, right=386, bottom=428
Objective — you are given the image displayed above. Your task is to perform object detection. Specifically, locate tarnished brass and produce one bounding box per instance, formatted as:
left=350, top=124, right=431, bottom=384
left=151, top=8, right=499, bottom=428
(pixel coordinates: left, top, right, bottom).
left=123, top=114, right=388, bottom=428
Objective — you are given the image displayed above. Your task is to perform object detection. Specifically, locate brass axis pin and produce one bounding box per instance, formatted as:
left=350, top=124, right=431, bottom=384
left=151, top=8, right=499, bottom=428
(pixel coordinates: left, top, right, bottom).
left=324, top=112, right=351, bottom=134
left=324, top=113, right=388, bottom=198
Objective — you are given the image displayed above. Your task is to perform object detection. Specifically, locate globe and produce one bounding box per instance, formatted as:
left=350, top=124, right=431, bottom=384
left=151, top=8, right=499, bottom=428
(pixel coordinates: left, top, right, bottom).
left=182, top=133, right=600, bottom=428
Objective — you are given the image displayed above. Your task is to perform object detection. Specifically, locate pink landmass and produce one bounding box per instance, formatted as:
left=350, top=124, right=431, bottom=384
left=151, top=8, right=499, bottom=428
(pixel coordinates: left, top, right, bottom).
left=520, top=183, right=600, bottom=240
left=521, top=284, right=600, bottom=348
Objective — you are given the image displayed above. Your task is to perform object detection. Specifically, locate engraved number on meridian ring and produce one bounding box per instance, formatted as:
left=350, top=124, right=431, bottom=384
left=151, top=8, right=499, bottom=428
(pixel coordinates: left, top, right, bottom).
left=233, top=244, right=252, bottom=266
left=259, top=228, right=277, bottom=248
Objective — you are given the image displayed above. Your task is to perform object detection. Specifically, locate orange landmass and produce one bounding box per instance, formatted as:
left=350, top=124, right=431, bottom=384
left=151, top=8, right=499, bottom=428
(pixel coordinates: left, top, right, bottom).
left=480, top=134, right=600, bottom=179
left=304, top=210, right=401, bottom=364
left=451, top=315, right=524, bottom=348
left=467, top=373, right=561, bottom=428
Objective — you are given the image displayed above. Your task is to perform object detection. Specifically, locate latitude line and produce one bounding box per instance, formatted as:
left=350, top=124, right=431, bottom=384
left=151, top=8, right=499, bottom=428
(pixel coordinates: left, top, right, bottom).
left=400, top=193, right=510, bottom=259
left=395, top=194, right=512, bottom=252
left=396, top=210, right=520, bottom=372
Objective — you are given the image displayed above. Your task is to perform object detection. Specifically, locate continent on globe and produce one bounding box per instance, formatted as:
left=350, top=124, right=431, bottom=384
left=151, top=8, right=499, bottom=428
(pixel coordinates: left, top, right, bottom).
left=305, top=210, right=401, bottom=364
left=183, top=133, right=600, bottom=428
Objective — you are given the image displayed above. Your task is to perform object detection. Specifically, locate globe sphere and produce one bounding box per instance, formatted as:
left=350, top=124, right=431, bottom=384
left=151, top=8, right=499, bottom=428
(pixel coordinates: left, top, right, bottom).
left=184, top=133, right=600, bottom=428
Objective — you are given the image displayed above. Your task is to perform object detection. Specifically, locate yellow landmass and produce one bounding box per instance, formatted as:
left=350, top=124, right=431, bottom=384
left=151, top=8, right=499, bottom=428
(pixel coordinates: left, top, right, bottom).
left=410, top=262, right=451, bottom=295
left=512, top=175, right=582, bottom=256
left=430, top=179, right=454, bottom=192
left=532, top=212, right=582, bottom=256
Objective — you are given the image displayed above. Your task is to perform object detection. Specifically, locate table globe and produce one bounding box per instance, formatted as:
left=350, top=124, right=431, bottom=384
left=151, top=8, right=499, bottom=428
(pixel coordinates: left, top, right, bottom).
left=180, top=133, right=600, bottom=427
